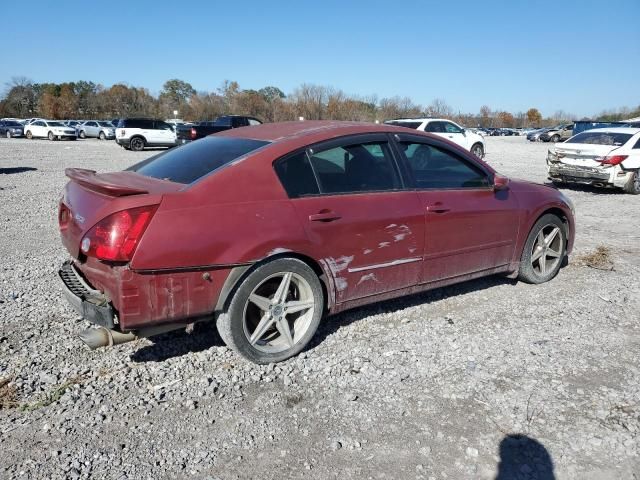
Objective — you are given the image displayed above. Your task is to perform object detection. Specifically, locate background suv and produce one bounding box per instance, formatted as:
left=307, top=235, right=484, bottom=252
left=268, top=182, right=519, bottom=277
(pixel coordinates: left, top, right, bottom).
left=115, top=118, right=176, bottom=151
left=385, top=118, right=486, bottom=158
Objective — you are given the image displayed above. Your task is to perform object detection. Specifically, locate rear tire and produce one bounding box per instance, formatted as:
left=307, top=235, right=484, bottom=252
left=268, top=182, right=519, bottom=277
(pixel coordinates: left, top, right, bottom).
left=129, top=136, right=145, bottom=151
left=5, top=131, right=11, bottom=139
left=623, top=171, right=640, bottom=195
left=551, top=135, right=560, bottom=143
left=217, top=258, right=324, bottom=364
left=518, top=214, right=566, bottom=284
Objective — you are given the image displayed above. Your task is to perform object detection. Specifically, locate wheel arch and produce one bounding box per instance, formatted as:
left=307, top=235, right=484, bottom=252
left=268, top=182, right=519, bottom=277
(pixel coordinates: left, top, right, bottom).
left=214, top=251, right=333, bottom=316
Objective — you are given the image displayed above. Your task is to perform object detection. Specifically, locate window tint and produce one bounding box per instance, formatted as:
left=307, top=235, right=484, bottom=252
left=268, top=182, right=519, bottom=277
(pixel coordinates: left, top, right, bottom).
left=566, top=131, right=632, bottom=146
left=215, top=117, right=232, bottom=127
left=633, top=137, right=640, bottom=149
left=308, top=141, right=401, bottom=194
left=274, top=152, right=320, bottom=198
left=385, top=121, right=422, bottom=130
left=425, top=121, right=444, bottom=133
left=154, top=121, right=173, bottom=130
left=442, top=122, right=463, bottom=133
left=128, top=136, right=270, bottom=184
left=400, top=142, right=489, bottom=189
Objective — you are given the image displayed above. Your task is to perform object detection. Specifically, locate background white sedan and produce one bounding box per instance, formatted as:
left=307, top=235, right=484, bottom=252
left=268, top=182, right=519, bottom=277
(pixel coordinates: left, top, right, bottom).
left=24, top=120, right=78, bottom=141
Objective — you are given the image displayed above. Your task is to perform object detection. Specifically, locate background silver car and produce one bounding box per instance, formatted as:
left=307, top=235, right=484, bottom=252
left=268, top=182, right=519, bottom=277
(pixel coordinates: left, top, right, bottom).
left=77, top=121, right=115, bottom=140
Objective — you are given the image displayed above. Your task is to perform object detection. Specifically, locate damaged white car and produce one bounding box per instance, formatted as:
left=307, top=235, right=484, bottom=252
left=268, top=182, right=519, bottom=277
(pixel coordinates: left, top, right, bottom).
left=547, top=128, right=640, bottom=194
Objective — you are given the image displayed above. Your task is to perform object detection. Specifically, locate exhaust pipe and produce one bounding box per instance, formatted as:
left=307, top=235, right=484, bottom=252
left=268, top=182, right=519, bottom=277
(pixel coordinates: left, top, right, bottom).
left=78, top=323, right=185, bottom=350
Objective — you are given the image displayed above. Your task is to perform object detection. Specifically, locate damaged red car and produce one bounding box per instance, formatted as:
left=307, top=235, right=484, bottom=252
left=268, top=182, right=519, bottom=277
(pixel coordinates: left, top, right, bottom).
left=58, top=121, right=575, bottom=363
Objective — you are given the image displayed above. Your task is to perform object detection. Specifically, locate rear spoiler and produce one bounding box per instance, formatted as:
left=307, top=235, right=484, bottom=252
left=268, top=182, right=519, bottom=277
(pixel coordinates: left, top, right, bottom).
left=65, top=168, right=149, bottom=197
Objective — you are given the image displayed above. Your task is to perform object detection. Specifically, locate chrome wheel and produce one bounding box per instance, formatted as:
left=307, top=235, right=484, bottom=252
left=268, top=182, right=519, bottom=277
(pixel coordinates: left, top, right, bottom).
left=531, top=224, right=562, bottom=276
left=472, top=143, right=484, bottom=158
left=6, top=131, right=11, bottom=139
left=242, top=271, right=315, bottom=354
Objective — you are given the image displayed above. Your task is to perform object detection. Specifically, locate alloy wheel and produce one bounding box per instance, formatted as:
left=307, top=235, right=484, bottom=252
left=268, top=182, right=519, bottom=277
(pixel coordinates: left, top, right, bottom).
left=242, top=272, right=315, bottom=354
left=530, top=224, right=562, bottom=276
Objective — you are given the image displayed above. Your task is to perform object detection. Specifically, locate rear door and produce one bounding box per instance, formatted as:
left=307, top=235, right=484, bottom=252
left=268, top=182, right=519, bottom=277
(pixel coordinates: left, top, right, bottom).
left=394, top=134, right=520, bottom=282
left=274, top=134, right=424, bottom=303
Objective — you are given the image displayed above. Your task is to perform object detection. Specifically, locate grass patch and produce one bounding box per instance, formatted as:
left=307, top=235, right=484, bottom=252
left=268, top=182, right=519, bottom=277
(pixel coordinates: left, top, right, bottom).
left=20, top=375, right=87, bottom=412
left=0, top=377, right=19, bottom=410
left=576, top=245, right=614, bottom=271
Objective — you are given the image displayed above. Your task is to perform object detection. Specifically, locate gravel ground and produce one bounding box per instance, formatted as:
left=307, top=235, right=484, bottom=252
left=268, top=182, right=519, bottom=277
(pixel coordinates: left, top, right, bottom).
left=0, top=136, right=639, bottom=480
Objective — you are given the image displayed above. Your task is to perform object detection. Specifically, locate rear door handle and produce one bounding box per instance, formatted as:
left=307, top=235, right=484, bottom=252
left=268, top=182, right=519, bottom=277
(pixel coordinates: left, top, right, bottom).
left=309, top=210, right=342, bottom=222
left=426, top=203, right=450, bottom=214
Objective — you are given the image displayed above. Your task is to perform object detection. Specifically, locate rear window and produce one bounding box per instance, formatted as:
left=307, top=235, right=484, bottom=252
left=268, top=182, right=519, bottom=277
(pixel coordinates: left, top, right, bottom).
left=127, top=136, right=270, bottom=184
left=566, top=131, right=633, bottom=146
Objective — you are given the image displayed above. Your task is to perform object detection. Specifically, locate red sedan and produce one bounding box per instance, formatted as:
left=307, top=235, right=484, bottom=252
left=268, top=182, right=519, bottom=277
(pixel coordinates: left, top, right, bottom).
left=58, top=121, right=575, bottom=363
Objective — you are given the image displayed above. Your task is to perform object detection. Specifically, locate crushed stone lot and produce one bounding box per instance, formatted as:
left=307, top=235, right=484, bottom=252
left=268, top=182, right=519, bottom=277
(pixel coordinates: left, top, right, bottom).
left=1, top=136, right=639, bottom=479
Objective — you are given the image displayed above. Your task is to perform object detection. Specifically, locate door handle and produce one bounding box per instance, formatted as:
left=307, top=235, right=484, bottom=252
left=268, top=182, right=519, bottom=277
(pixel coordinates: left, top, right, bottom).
left=426, top=203, right=450, bottom=214
left=309, top=210, right=341, bottom=222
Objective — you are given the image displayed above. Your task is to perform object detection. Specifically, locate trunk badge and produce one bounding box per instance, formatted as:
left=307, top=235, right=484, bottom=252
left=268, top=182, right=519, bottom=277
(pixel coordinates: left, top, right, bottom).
left=74, top=213, right=85, bottom=224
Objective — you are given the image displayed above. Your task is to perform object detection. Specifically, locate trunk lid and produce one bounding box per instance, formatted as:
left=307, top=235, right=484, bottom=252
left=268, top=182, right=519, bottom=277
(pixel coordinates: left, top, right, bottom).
left=549, top=143, right=620, bottom=167
left=60, top=169, right=182, bottom=259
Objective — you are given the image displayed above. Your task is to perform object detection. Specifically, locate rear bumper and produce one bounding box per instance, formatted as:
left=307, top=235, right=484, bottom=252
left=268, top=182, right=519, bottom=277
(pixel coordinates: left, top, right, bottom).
left=58, top=261, right=115, bottom=329
left=548, top=163, right=632, bottom=188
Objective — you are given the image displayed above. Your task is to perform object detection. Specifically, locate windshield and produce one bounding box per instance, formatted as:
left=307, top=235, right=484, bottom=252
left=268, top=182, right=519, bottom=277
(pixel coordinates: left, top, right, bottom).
left=566, top=131, right=633, bottom=146
left=98, top=122, right=113, bottom=127
left=128, top=136, right=270, bottom=184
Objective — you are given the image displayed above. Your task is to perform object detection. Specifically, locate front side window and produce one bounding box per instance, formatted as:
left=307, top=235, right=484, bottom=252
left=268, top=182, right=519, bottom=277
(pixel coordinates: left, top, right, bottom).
left=86, top=121, right=97, bottom=127
left=443, top=122, right=463, bottom=134
left=309, top=141, right=401, bottom=194
left=399, top=142, right=489, bottom=189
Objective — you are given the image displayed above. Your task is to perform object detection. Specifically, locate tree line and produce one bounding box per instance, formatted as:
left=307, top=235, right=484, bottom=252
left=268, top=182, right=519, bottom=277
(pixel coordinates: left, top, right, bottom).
left=1, top=76, right=638, bottom=128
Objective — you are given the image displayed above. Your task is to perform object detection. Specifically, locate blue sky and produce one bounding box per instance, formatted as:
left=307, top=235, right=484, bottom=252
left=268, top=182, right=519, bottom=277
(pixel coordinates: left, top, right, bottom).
left=2, top=0, right=638, bottom=117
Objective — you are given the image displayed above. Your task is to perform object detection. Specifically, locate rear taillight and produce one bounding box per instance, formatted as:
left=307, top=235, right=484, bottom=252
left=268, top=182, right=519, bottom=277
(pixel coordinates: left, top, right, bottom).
left=599, top=155, right=628, bottom=166
left=59, top=203, right=71, bottom=230
left=190, top=127, right=197, bottom=139
left=80, top=205, right=158, bottom=262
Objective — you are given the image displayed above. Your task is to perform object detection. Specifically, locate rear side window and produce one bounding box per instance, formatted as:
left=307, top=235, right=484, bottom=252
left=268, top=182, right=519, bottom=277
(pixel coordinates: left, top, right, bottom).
left=385, top=121, right=422, bottom=130
left=566, top=131, right=632, bottom=146
left=425, top=122, right=445, bottom=133
left=128, top=136, right=269, bottom=184
left=274, top=152, right=320, bottom=198
left=400, top=142, right=489, bottom=189
left=308, top=141, right=401, bottom=194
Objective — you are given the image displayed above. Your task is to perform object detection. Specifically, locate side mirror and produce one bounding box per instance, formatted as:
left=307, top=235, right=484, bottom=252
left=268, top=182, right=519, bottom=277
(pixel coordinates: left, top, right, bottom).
left=493, top=175, right=510, bottom=191
left=460, top=128, right=466, bottom=136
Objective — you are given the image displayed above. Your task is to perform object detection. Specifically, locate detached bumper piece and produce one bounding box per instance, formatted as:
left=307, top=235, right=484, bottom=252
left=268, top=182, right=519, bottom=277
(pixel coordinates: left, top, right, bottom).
left=58, top=261, right=115, bottom=329
left=548, top=164, right=610, bottom=183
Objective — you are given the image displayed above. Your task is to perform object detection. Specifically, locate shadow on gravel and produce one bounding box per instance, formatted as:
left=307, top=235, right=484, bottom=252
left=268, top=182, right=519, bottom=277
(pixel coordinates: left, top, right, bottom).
left=130, top=324, right=224, bottom=363
left=311, top=274, right=517, bottom=349
left=496, top=434, right=555, bottom=480
left=544, top=181, right=623, bottom=195
left=0, top=167, right=38, bottom=175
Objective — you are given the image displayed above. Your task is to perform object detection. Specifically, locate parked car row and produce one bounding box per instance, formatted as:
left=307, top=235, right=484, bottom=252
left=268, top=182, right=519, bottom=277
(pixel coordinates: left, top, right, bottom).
left=527, top=125, right=574, bottom=142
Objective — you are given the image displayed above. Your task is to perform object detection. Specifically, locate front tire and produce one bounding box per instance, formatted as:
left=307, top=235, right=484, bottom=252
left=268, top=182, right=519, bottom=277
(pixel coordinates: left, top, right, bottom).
left=79, top=130, right=86, bottom=139
left=99, top=131, right=106, bottom=140
left=623, top=171, right=640, bottom=195
left=551, top=135, right=560, bottom=143
left=129, top=136, right=145, bottom=151
left=217, top=258, right=324, bottom=364
left=471, top=143, right=484, bottom=159
left=48, top=131, right=55, bottom=141
left=26, top=130, right=33, bottom=139
left=518, top=214, right=566, bottom=284
left=5, top=131, right=11, bottom=139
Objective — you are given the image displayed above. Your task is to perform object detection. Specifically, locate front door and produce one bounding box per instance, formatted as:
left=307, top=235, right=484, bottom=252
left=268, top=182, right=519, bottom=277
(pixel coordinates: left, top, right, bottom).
left=274, top=135, right=424, bottom=303
left=394, top=136, right=520, bottom=283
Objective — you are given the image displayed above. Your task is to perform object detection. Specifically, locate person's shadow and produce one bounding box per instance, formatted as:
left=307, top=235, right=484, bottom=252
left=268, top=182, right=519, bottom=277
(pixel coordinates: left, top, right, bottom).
left=496, top=434, right=555, bottom=480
